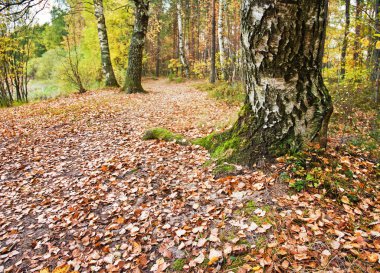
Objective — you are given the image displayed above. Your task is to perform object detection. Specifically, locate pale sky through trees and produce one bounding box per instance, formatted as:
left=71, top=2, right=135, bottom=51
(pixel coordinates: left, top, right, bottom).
left=34, top=0, right=54, bottom=24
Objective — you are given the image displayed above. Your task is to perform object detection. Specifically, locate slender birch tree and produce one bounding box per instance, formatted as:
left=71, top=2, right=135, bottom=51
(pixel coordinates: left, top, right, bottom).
left=218, top=0, right=228, bottom=81
left=93, top=0, right=119, bottom=87
left=209, top=0, right=216, bottom=83
left=177, top=0, right=189, bottom=78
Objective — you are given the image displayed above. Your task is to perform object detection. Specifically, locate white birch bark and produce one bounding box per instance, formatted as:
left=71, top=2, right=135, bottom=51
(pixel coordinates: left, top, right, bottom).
left=177, top=1, right=189, bottom=78
left=218, top=0, right=228, bottom=80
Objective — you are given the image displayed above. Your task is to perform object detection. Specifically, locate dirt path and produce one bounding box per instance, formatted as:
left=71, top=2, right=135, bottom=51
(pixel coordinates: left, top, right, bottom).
left=0, top=79, right=246, bottom=272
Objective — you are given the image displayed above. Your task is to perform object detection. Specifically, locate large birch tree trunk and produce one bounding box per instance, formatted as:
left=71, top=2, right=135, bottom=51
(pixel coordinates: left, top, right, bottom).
left=205, top=0, right=333, bottom=165
left=218, top=0, right=228, bottom=81
left=93, top=0, right=119, bottom=87
left=123, top=0, right=150, bottom=93
left=177, top=1, right=189, bottom=78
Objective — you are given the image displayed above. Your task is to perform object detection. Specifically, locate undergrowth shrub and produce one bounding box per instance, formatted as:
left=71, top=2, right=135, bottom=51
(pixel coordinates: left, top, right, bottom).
left=195, top=81, right=244, bottom=105
left=279, top=145, right=378, bottom=203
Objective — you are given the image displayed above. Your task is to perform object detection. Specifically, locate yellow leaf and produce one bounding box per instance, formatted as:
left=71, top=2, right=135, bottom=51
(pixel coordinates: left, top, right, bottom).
left=52, top=264, right=71, bottom=273
left=376, top=41, right=380, bottom=50
left=253, top=265, right=262, bottom=271
left=208, top=256, right=219, bottom=265
left=116, top=217, right=125, bottom=224
left=40, top=268, right=50, bottom=273
left=341, top=196, right=350, bottom=204
left=361, top=38, right=370, bottom=47
left=367, top=253, right=379, bottom=263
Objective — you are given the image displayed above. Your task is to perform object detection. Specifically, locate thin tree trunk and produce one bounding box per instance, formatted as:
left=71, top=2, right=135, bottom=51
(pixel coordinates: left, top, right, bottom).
left=94, top=0, right=119, bottom=87
left=177, top=0, right=189, bottom=78
left=353, top=0, right=362, bottom=64
left=207, top=0, right=333, bottom=165
left=172, top=7, right=178, bottom=59
left=209, top=0, right=216, bottom=83
left=372, top=0, right=380, bottom=104
left=123, top=0, right=150, bottom=93
left=196, top=0, right=200, bottom=60
left=218, top=0, right=228, bottom=81
left=156, top=31, right=161, bottom=78
left=340, top=0, right=350, bottom=79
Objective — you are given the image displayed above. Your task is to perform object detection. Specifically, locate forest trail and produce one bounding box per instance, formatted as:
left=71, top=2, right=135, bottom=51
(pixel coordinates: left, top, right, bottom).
left=0, top=79, right=245, bottom=271
left=1, top=79, right=379, bottom=272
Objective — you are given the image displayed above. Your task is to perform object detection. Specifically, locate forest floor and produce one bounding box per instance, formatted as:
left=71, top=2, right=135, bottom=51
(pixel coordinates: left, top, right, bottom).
left=0, top=79, right=379, bottom=273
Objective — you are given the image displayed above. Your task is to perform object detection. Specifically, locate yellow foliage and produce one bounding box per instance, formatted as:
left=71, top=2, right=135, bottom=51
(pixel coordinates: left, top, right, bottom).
left=52, top=264, right=71, bottom=273
left=361, top=37, right=370, bottom=47
left=39, top=265, right=77, bottom=273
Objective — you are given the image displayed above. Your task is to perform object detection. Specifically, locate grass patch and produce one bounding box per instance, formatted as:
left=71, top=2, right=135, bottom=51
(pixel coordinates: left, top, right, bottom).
left=279, top=144, right=378, bottom=202
left=220, top=228, right=238, bottom=243
left=28, top=80, right=75, bottom=101
left=142, top=127, right=187, bottom=144
left=171, top=258, right=186, bottom=270
left=225, top=255, right=246, bottom=271
left=234, top=201, right=274, bottom=226
left=253, top=235, right=268, bottom=250
left=168, top=73, right=185, bottom=83
left=195, top=81, right=244, bottom=105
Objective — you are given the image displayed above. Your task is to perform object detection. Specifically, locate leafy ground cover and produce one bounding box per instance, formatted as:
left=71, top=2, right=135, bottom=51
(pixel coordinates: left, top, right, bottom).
left=0, top=79, right=379, bottom=273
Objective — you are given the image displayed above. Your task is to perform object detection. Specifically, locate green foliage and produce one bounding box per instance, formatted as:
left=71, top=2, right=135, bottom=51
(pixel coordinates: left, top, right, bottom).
left=195, top=81, right=244, bottom=105
left=289, top=180, right=307, bottom=192
left=41, top=7, right=68, bottom=50
left=28, top=48, right=65, bottom=80
left=225, top=256, right=246, bottom=270
left=168, top=59, right=182, bottom=77
left=279, top=143, right=378, bottom=202
left=168, top=75, right=184, bottom=83
left=28, top=80, right=74, bottom=101
left=192, top=60, right=209, bottom=79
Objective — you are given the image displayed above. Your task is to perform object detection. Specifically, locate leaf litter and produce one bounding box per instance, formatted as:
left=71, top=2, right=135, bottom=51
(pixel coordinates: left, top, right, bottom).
left=0, top=79, right=379, bottom=272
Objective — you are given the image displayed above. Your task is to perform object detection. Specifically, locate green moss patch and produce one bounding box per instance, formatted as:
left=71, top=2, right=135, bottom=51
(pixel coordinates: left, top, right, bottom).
left=212, top=163, right=237, bottom=176
left=142, top=127, right=187, bottom=144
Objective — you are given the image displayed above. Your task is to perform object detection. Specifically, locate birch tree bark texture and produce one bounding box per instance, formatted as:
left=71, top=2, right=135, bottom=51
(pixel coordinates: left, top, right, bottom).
left=93, top=0, right=119, bottom=87
left=202, top=0, right=333, bottom=166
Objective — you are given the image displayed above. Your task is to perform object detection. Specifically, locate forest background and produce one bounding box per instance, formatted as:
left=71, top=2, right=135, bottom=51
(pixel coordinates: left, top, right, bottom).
left=0, top=0, right=379, bottom=107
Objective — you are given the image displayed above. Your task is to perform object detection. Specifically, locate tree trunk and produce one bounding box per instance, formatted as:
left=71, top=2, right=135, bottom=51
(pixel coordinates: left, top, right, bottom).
left=123, top=0, right=150, bottom=93
left=207, top=0, right=333, bottom=165
left=196, top=0, right=200, bottom=60
left=210, top=0, right=216, bottom=83
left=353, top=0, right=362, bottom=64
left=93, top=0, right=119, bottom=87
left=340, top=0, right=350, bottom=79
left=372, top=0, right=380, bottom=104
left=155, top=0, right=162, bottom=78
left=155, top=29, right=161, bottom=78
left=177, top=1, right=189, bottom=78
left=218, top=0, right=228, bottom=81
